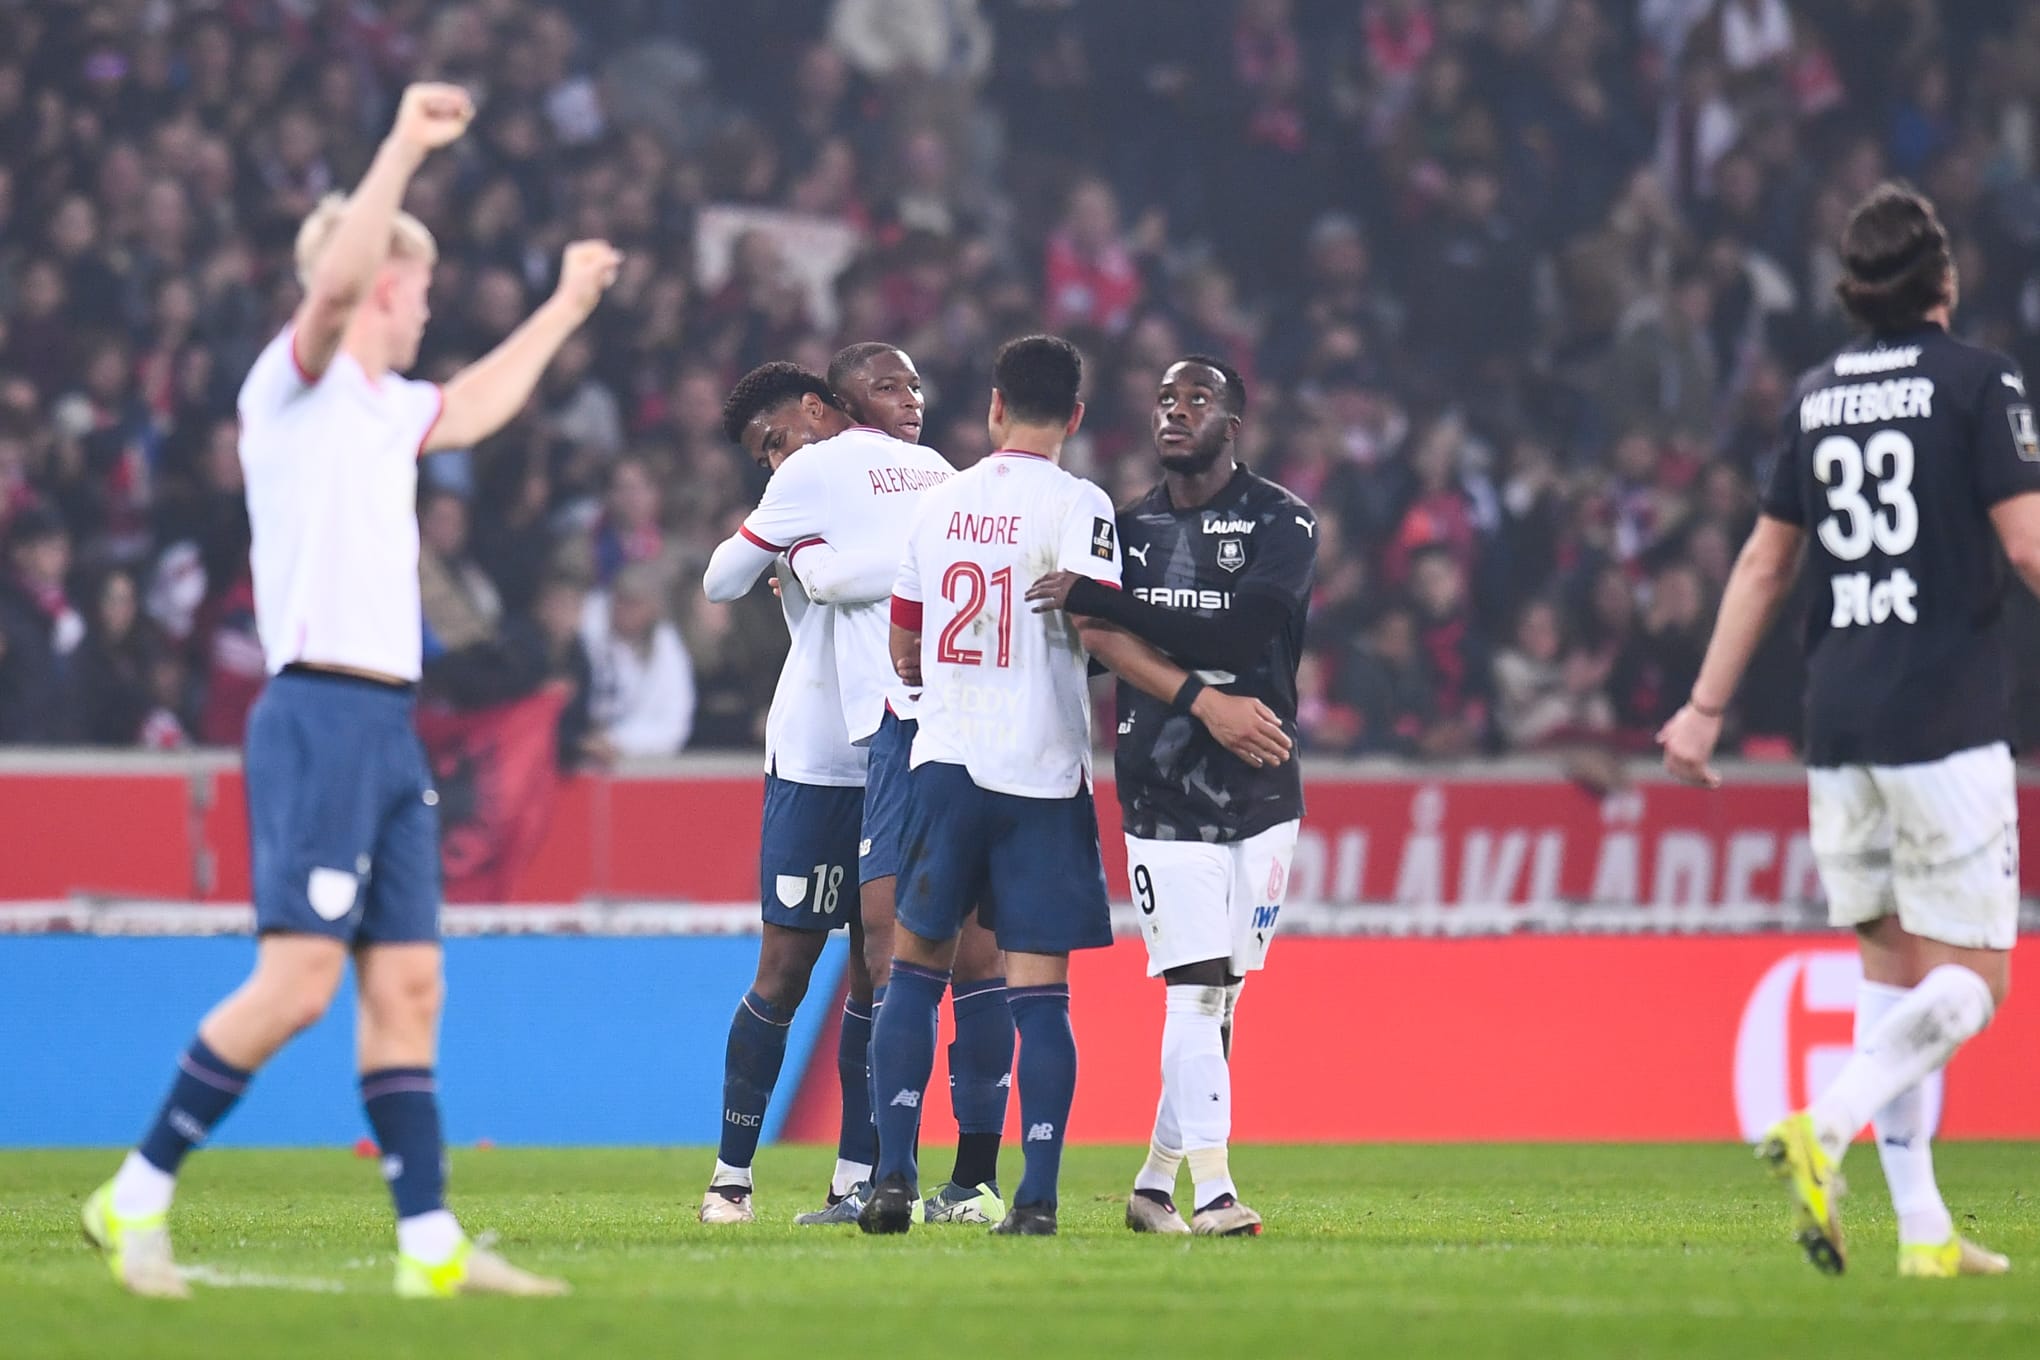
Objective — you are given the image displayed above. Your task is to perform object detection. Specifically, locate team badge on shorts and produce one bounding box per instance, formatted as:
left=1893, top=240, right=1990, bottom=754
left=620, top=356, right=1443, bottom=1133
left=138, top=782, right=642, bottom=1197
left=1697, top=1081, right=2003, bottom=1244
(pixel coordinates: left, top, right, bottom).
left=2008, top=403, right=2039, bottom=462
left=1217, top=539, right=1245, bottom=572
left=775, top=874, right=807, bottom=908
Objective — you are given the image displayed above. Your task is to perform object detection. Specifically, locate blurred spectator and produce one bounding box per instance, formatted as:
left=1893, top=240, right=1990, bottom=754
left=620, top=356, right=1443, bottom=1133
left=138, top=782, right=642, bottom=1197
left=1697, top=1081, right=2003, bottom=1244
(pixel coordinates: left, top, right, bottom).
left=1044, top=178, right=1150, bottom=335
left=1406, top=545, right=1491, bottom=758
left=72, top=567, right=160, bottom=745
left=500, top=574, right=606, bottom=772
left=581, top=563, right=695, bottom=757
left=0, top=508, right=83, bottom=742
left=420, top=489, right=503, bottom=659
left=0, top=0, right=2033, bottom=759
left=1331, top=604, right=1432, bottom=758
left=1492, top=597, right=1616, bottom=750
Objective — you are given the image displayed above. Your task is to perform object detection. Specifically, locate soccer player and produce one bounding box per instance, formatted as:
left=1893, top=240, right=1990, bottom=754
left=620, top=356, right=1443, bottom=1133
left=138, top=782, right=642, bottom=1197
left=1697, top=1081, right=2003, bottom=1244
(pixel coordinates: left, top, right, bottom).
left=860, top=336, right=1292, bottom=1237
left=823, top=342, right=1015, bottom=1226
left=700, top=361, right=952, bottom=1222
left=1026, top=355, right=1316, bottom=1237
left=81, top=84, right=618, bottom=1297
left=1660, top=182, right=2040, bottom=1277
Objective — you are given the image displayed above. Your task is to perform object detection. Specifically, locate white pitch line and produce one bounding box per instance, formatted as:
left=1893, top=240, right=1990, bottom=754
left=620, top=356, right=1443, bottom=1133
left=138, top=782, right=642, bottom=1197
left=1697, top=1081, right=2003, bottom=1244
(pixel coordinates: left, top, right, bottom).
left=180, top=1264, right=351, bottom=1294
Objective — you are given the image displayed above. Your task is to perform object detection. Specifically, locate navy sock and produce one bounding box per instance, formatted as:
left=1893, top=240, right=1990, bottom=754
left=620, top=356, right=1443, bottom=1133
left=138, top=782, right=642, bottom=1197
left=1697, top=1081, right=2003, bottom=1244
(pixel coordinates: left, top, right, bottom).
left=836, top=997, right=878, bottom=1168
left=1009, top=984, right=1076, bottom=1211
left=359, top=1067, right=447, bottom=1219
left=948, top=976, right=1013, bottom=1187
left=866, top=983, right=887, bottom=1154
left=870, top=963, right=947, bottom=1186
left=716, top=990, right=794, bottom=1171
left=136, top=1037, right=252, bottom=1174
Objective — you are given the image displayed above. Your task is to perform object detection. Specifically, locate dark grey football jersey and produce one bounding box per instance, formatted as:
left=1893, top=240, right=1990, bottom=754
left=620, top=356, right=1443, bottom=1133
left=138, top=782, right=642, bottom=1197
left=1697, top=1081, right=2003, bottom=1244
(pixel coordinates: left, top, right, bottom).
left=1114, top=465, right=1316, bottom=841
left=1762, top=323, right=2040, bottom=766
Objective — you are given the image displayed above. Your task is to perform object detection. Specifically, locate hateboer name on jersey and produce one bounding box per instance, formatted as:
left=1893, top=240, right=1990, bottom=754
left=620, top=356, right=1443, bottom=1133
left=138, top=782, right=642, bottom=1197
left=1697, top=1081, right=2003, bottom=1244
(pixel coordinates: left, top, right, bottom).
left=1800, top=377, right=1933, bottom=431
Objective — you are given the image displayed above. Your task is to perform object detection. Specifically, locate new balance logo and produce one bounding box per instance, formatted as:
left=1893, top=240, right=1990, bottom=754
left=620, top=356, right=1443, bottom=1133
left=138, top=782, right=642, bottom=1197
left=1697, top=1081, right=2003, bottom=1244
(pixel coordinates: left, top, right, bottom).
left=381, top=1154, right=404, bottom=1183
left=889, top=1089, right=921, bottom=1109
left=1026, top=1122, right=1056, bottom=1142
left=859, top=838, right=873, bottom=857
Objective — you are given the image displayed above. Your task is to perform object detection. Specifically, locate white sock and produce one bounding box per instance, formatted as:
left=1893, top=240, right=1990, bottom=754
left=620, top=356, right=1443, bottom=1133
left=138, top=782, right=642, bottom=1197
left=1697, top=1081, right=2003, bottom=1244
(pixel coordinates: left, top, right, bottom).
left=396, top=1208, right=463, bottom=1265
left=1857, top=980, right=1953, bottom=1246
left=1134, top=1135, right=1183, bottom=1197
left=831, top=1159, right=872, bottom=1197
left=1809, top=965, right=1993, bottom=1164
left=111, top=1150, right=175, bottom=1219
left=1134, top=990, right=1195, bottom=1197
left=1162, top=985, right=1234, bottom=1205
left=710, top=1159, right=753, bottom=1191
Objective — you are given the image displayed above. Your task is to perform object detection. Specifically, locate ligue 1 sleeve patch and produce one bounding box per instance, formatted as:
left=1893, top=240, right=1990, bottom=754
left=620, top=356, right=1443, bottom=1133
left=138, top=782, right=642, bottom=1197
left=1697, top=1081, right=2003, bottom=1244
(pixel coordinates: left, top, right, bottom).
left=1091, top=517, right=1116, bottom=560
left=2009, top=403, right=2039, bottom=462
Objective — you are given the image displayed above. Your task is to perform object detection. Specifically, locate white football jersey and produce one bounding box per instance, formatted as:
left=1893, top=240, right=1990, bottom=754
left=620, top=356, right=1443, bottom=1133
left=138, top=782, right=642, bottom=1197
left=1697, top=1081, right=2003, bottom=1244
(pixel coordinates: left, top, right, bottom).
left=892, top=450, right=1123, bottom=799
left=237, top=327, right=442, bottom=680
left=764, top=565, right=866, bottom=786
left=740, top=426, right=952, bottom=743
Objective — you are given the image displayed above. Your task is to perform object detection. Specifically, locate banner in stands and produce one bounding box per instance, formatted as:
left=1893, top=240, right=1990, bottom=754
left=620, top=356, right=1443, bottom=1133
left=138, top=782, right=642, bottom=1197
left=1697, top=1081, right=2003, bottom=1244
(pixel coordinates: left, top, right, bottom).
left=0, top=761, right=2032, bottom=929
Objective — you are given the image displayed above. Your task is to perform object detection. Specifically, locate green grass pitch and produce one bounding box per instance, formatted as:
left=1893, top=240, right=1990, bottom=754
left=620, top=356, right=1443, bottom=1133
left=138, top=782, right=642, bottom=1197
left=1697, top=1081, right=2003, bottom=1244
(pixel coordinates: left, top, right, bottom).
left=2, top=1144, right=2035, bottom=1358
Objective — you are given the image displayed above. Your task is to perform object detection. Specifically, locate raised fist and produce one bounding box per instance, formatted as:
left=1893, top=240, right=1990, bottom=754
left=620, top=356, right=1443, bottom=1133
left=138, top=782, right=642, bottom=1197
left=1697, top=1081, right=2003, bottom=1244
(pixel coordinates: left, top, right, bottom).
left=390, top=83, right=474, bottom=153
left=554, top=240, right=623, bottom=319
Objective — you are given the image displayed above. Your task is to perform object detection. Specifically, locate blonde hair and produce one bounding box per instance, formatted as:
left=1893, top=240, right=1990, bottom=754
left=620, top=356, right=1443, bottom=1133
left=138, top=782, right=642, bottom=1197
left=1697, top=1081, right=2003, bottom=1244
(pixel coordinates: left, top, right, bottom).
left=293, top=193, right=438, bottom=286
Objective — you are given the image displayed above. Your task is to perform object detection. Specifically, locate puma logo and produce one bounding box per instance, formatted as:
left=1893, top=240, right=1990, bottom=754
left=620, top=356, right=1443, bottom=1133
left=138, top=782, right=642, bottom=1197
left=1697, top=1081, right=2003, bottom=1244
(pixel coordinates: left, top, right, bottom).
left=1128, top=544, right=1150, bottom=566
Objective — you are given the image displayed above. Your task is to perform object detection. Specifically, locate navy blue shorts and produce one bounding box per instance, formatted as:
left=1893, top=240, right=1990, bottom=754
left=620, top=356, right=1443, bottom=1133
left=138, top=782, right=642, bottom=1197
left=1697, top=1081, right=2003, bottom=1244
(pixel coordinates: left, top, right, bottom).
left=244, top=669, right=441, bottom=945
left=858, top=709, right=916, bottom=886
left=894, top=760, right=1112, bottom=955
left=760, top=774, right=863, bottom=932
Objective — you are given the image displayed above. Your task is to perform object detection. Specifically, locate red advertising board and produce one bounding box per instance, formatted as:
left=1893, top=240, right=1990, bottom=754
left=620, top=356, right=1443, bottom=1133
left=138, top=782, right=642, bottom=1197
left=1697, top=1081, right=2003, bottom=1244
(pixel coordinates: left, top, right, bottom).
left=785, top=935, right=2040, bottom=1143
left=5, top=759, right=2032, bottom=916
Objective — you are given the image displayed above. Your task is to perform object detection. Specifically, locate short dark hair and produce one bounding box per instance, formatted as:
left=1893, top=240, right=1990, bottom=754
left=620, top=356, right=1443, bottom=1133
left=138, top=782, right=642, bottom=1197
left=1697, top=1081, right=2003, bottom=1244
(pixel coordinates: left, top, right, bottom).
left=1175, top=353, right=1247, bottom=417
left=721, top=361, right=843, bottom=445
left=1836, top=182, right=1952, bottom=333
left=992, top=334, right=1082, bottom=426
left=826, top=342, right=904, bottom=393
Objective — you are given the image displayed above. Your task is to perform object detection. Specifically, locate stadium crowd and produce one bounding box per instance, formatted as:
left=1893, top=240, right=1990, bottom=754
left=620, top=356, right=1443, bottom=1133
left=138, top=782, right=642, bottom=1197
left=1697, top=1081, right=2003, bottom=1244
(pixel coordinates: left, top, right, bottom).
left=0, top=0, right=2037, bottom=760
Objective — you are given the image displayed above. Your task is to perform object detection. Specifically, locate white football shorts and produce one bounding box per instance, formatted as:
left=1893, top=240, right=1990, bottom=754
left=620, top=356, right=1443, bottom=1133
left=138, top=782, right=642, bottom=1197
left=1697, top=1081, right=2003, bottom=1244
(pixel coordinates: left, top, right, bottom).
left=1125, top=820, right=1300, bottom=978
left=1807, top=741, right=2019, bottom=951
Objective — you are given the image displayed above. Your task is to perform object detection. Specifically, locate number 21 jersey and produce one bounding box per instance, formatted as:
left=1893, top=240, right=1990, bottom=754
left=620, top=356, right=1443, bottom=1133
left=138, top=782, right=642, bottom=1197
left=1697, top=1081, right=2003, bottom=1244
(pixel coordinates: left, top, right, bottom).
left=892, top=450, right=1122, bottom=799
left=1762, top=323, right=2040, bottom=766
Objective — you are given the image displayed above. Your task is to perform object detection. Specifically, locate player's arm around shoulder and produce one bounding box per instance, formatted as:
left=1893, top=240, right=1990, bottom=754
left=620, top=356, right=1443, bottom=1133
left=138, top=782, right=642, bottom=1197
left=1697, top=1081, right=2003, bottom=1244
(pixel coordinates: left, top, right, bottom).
left=705, top=445, right=837, bottom=603
left=295, top=83, right=473, bottom=383
left=427, top=240, right=622, bottom=452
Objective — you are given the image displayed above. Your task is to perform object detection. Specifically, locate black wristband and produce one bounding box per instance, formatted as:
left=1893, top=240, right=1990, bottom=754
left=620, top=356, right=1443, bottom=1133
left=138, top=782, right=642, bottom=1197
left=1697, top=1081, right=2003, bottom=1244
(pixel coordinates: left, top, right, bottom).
left=1171, top=674, right=1207, bottom=713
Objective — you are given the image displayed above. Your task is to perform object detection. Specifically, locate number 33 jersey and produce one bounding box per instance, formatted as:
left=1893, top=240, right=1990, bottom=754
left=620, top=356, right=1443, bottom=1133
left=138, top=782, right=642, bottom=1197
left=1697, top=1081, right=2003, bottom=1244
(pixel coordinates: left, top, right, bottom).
left=1762, top=323, right=2040, bottom=766
left=892, top=450, right=1122, bottom=798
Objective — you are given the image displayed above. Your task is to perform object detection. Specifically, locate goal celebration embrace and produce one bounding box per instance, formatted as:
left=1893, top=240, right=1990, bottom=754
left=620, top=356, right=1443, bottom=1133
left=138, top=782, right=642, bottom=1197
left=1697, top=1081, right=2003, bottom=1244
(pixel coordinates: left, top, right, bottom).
left=4, top=3, right=2040, bottom=1357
